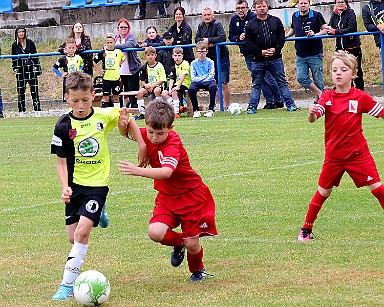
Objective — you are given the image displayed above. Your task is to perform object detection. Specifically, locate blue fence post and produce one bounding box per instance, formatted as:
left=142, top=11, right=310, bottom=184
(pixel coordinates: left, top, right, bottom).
left=215, top=43, right=224, bottom=111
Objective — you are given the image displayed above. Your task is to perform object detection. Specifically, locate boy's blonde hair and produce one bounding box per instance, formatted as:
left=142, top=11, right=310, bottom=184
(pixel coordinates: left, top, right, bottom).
left=196, top=41, right=208, bottom=50
left=105, top=33, right=115, bottom=40
left=66, top=38, right=76, bottom=45
left=145, top=46, right=157, bottom=55
left=145, top=99, right=175, bottom=130
left=331, top=50, right=357, bottom=77
left=66, top=71, right=93, bottom=94
left=173, top=47, right=184, bottom=55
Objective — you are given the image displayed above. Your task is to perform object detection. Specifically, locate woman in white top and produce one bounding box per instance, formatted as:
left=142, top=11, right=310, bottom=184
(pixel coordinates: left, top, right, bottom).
left=114, top=18, right=142, bottom=108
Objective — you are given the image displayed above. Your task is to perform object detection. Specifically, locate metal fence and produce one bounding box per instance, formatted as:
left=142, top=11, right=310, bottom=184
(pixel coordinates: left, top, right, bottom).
left=0, top=31, right=382, bottom=113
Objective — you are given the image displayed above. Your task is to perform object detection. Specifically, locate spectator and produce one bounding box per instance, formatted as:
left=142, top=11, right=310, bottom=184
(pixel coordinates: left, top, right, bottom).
left=138, top=26, right=164, bottom=48
left=93, top=33, right=125, bottom=108
left=136, top=46, right=167, bottom=119
left=362, top=0, right=384, bottom=48
left=229, top=0, right=282, bottom=109
left=53, top=38, right=84, bottom=101
left=58, top=22, right=93, bottom=76
left=327, top=0, right=364, bottom=90
left=162, top=47, right=192, bottom=117
left=167, top=6, right=195, bottom=63
left=244, top=0, right=297, bottom=114
left=286, top=0, right=328, bottom=102
left=12, top=26, right=41, bottom=113
left=189, top=41, right=217, bottom=118
left=195, top=7, right=230, bottom=110
left=114, top=18, right=142, bottom=108
left=157, top=32, right=175, bottom=84
left=135, top=0, right=169, bottom=20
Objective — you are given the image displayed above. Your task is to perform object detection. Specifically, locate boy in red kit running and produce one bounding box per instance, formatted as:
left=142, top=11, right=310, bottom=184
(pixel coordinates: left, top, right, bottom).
left=298, top=50, right=384, bottom=241
left=118, top=99, right=218, bottom=282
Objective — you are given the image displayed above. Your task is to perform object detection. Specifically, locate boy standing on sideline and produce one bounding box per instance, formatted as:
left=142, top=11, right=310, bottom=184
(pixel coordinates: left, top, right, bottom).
left=162, top=47, right=192, bottom=118
left=136, top=46, right=167, bottom=120
left=157, top=32, right=175, bottom=82
left=118, top=99, right=218, bottom=282
left=53, top=38, right=84, bottom=101
left=93, top=33, right=125, bottom=108
left=298, top=51, right=384, bottom=241
left=188, top=41, right=217, bottom=118
left=51, top=72, right=147, bottom=300
left=285, top=0, right=327, bottom=103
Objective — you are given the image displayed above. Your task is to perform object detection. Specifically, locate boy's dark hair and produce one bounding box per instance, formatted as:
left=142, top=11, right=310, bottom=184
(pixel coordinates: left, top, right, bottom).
left=173, top=47, right=184, bottom=55
left=145, top=99, right=175, bottom=130
left=66, top=71, right=93, bottom=93
left=145, top=46, right=157, bottom=55
left=66, top=38, right=76, bottom=45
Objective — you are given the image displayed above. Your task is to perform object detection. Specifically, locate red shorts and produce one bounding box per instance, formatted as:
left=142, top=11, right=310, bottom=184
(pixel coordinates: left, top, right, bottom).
left=150, top=182, right=218, bottom=239
left=318, top=151, right=381, bottom=189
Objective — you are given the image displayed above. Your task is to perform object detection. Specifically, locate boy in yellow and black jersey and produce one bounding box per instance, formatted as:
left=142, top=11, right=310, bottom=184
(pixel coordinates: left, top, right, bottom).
left=93, top=33, right=125, bottom=108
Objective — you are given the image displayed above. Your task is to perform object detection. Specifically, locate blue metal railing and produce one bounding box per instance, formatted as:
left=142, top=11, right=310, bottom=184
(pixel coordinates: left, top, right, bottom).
left=0, top=32, right=382, bottom=111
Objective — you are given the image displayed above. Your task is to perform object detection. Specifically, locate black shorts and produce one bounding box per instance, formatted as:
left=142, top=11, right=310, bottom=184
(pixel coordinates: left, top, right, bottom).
left=65, top=184, right=109, bottom=226
left=102, top=79, right=121, bottom=96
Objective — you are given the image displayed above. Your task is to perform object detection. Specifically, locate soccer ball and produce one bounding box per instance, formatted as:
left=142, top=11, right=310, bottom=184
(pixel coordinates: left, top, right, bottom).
left=74, top=270, right=110, bottom=306
left=227, top=103, right=243, bottom=115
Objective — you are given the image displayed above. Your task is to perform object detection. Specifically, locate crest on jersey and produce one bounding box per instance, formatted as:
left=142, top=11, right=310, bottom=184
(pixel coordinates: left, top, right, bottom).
left=69, top=128, right=77, bottom=139
left=78, top=137, right=100, bottom=157
left=349, top=100, right=358, bottom=113
left=96, top=122, right=105, bottom=131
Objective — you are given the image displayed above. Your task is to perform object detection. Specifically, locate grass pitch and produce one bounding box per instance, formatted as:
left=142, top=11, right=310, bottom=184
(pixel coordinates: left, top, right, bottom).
left=1, top=109, right=384, bottom=306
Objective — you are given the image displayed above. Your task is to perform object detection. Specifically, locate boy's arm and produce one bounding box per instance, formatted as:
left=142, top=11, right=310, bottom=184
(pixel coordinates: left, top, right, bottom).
left=307, top=104, right=319, bottom=123
left=118, top=160, right=173, bottom=179
left=56, top=156, right=72, bottom=203
left=93, top=62, right=104, bottom=75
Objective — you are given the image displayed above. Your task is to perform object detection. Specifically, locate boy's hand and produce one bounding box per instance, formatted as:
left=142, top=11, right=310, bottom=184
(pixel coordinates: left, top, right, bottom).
left=62, top=187, right=72, bottom=203
left=308, top=103, right=319, bottom=115
left=119, top=107, right=130, bottom=128
left=118, top=160, right=140, bottom=176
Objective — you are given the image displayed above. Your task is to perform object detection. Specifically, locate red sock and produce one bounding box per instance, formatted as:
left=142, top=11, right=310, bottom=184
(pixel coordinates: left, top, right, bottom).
left=159, top=229, right=184, bottom=247
left=371, top=185, right=384, bottom=209
left=187, top=247, right=204, bottom=273
left=302, top=191, right=328, bottom=229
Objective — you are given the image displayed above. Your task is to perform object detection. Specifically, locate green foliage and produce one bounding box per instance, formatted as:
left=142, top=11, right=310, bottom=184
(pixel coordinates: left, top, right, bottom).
left=1, top=111, right=384, bottom=306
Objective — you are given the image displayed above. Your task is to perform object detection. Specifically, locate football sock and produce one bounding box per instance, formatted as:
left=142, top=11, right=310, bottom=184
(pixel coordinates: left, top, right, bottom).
left=173, top=99, right=180, bottom=114
left=371, top=184, right=384, bottom=209
left=61, top=241, right=88, bottom=286
left=137, top=99, right=145, bottom=114
left=303, top=190, right=328, bottom=229
left=187, top=247, right=204, bottom=273
left=160, top=229, right=183, bottom=247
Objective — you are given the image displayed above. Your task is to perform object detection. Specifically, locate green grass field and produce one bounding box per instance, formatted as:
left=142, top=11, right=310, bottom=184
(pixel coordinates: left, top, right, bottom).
left=1, top=109, right=384, bottom=306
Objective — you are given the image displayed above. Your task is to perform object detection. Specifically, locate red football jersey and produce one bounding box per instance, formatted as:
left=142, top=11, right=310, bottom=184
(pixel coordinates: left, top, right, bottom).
left=140, top=128, right=202, bottom=194
left=316, top=87, right=384, bottom=160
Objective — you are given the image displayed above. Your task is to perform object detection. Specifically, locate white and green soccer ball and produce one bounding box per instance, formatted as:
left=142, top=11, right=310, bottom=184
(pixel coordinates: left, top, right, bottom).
left=227, top=103, right=243, bottom=115
left=74, top=270, right=110, bottom=306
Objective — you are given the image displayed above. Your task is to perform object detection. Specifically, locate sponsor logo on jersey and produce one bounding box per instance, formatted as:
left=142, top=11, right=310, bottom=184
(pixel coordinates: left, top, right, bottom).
left=325, top=100, right=332, bottom=106
left=349, top=100, right=358, bottom=113
left=96, top=122, right=105, bottom=131
left=367, top=176, right=373, bottom=181
left=81, top=123, right=91, bottom=128
left=78, top=137, right=100, bottom=157
left=76, top=158, right=102, bottom=164
left=85, top=199, right=99, bottom=213
left=199, top=222, right=208, bottom=229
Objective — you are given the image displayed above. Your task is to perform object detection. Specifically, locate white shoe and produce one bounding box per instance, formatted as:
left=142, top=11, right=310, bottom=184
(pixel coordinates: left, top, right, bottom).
left=204, top=110, right=214, bottom=117
left=193, top=111, right=200, bottom=118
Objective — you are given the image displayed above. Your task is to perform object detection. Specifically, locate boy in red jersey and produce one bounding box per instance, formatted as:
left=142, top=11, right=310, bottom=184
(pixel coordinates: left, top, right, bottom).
left=298, top=50, right=384, bottom=241
left=118, top=99, right=218, bottom=282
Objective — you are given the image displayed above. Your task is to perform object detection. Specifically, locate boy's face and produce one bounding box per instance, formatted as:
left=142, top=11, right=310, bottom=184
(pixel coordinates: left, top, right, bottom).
left=331, top=58, right=355, bottom=89
left=145, top=52, right=157, bottom=63
left=145, top=125, right=172, bottom=145
left=196, top=48, right=207, bottom=61
left=172, top=52, right=183, bottom=64
left=66, top=43, right=77, bottom=56
left=65, top=88, right=95, bottom=118
left=163, top=37, right=174, bottom=46
left=105, top=38, right=115, bottom=50
left=147, top=28, right=157, bottom=40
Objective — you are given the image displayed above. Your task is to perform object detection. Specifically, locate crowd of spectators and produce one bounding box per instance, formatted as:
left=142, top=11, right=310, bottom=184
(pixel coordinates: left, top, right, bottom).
left=3, top=0, right=381, bottom=117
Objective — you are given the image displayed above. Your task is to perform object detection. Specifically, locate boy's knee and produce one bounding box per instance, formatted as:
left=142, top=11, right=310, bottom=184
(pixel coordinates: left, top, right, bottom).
left=184, top=239, right=201, bottom=254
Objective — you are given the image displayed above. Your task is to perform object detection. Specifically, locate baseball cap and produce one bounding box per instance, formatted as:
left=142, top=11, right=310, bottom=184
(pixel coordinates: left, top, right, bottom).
left=163, top=31, right=173, bottom=39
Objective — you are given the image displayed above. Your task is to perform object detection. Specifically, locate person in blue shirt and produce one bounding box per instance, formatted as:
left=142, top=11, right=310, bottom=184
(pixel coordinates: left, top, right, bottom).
left=188, top=41, right=217, bottom=118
